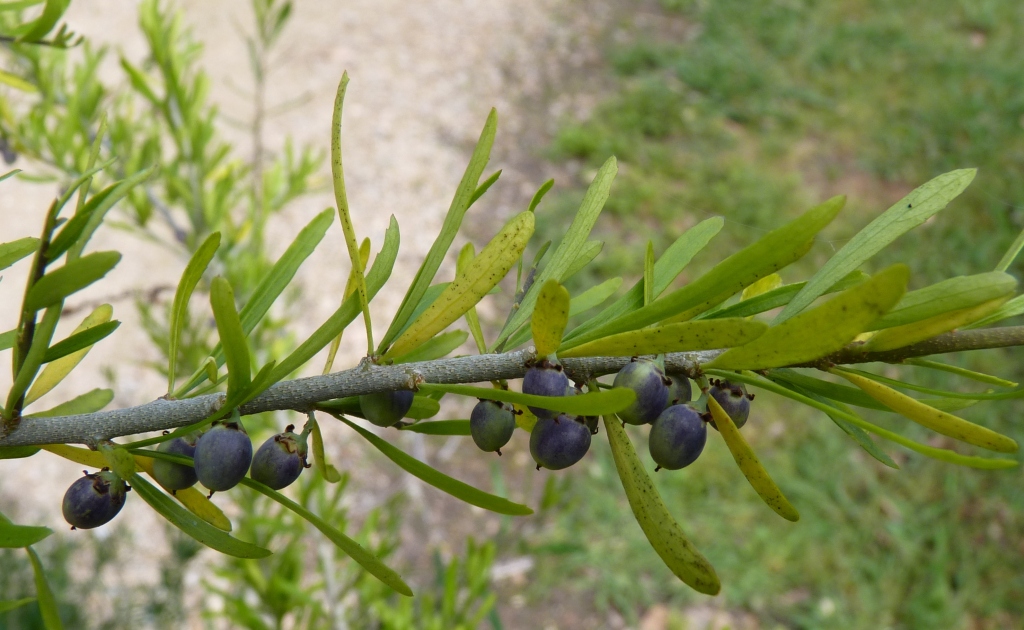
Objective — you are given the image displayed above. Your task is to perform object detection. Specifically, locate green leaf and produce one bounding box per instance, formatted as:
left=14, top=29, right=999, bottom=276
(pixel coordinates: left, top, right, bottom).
left=24, top=251, right=120, bottom=313
left=0, top=521, right=52, bottom=548
left=379, top=109, right=498, bottom=353
left=996, top=225, right=1024, bottom=272
left=560, top=240, right=604, bottom=282
left=99, top=444, right=137, bottom=480
left=0, top=328, right=15, bottom=351
left=168, top=232, right=220, bottom=393
left=334, top=415, right=533, bottom=516
left=603, top=415, right=720, bottom=595
left=493, top=158, right=617, bottom=350
left=241, top=477, right=412, bottom=596
left=861, top=296, right=1009, bottom=353
left=0, top=69, right=37, bottom=92
left=558, top=319, right=767, bottom=358
left=0, top=446, right=40, bottom=459
left=701, top=271, right=868, bottom=320
left=317, top=394, right=441, bottom=421
left=310, top=416, right=342, bottom=483
left=130, top=474, right=271, bottom=558
left=384, top=211, right=534, bottom=359
left=8, top=307, right=59, bottom=412
left=715, top=370, right=1018, bottom=470
left=767, top=368, right=978, bottom=413
left=26, top=388, right=113, bottom=418
left=706, top=264, right=908, bottom=370
left=45, top=190, right=113, bottom=261
left=470, top=169, right=501, bottom=206
left=256, top=215, right=400, bottom=389
left=26, top=304, right=112, bottom=405
left=392, top=330, right=468, bottom=364
left=27, top=547, right=62, bottom=630
left=394, top=283, right=450, bottom=339
left=904, top=358, right=1017, bottom=388
left=14, top=0, right=69, bottom=41
left=418, top=383, right=635, bottom=416
left=66, top=168, right=153, bottom=261
left=130, top=453, right=232, bottom=531
left=399, top=420, right=471, bottom=436
left=42, top=320, right=119, bottom=364
left=964, top=294, right=1024, bottom=329
left=777, top=169, right=976, bottom=323
left=532, top=279, right=571, bottom=357
left=707, top=395, right=800, bottom=522
left=644, top=240, right=655, bottom=307
left=832, top=368, right=1018, bottom=453
left=0, top=237, right=40, bottom=271
left=458, top=243, right=488, bottom=353
left=868, top=272, right=1016, bottom=330
left=569, top=277, right=622, bottom=317
left=527, top=179, right=554, bottom=213
left=210, top=277, right=251, bottom=400
left=565, top=197, right=844, bottom=349
left=0, top=598, right=36, bottom=613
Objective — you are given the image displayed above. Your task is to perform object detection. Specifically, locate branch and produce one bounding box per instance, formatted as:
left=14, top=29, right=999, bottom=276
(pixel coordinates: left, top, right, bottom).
left=3, top=326, right=1023, bottom=448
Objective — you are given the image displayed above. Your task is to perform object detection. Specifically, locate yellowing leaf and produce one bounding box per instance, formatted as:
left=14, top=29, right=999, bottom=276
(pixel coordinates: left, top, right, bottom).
left=706, top=265, right=908, bottom=370
left=832, top=368, right=1019, bottom=453
left=708, top=396, right=800, bottom=522
left=385, top=211, right=534, bottom=359
left=133, top=455, right=232, bottom=531
left=558, top=319, right=767, bottom=358
left=532, top=279, right=570, bottom=357
left=860, top=296, right=1010, bottom=353
left=26, top=304, right=112, bottom=404
left=741, top=273, right=782, bottom=301
left=604, top=416, right=721, bottom=594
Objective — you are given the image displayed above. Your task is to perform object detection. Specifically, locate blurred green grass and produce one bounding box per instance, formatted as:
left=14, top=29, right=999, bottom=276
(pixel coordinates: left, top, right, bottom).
left=527, top=0, right=1024, bottom=627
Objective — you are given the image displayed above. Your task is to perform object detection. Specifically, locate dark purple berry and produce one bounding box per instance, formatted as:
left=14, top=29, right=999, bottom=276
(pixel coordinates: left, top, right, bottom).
left=194, top=421, right=253, bottom=492
left=470, top=400, right=516, bottom=454
left=250, top=425, right=309, bottom=490
left=649, top=405, right=707, bottom=470
left=709, top=379, right=751, bottom=431
left=613, top=359, right=669, bottom=425
left=151, top=434, right=199, bottom=492
left=521, top=360, right=569, bottom=419
left=666, top=373, right=692, bottom=406
left=359, top=390, right=415, bottom=427
left=530, top=414, right=591, bottom=470
left=62, top=470, right=129, bottom=530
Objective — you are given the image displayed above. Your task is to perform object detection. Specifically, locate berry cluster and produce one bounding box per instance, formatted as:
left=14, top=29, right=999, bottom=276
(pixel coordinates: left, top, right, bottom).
left=61, top=421, right=312, bottom=530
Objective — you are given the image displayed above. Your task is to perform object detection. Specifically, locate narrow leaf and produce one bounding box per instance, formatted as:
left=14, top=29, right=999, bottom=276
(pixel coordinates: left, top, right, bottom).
left=644, top=241, right=655, bottom=307
left=603, top=415, right=720, bottom=595
left=26, top=304, right=113, bottom=404
left=457, top=243, right=488, bottom=353
left=707, top=265, right=908, bottom=370
left=14, top=0, right=69, bottom=41
left=385, top=211, right=534, bottom=359
left=702, top=271, right=868, bottom=320
left=868, top=272, right=1016, bottom=330
left=0, top=521, right=52, bottom=548
left=0, top=446, right=40, bottom=459
left=903, top=358, right=1017, bottom=388
left=569, top=277, right=622, bottom=316
left=310, top=416, right=342, bottom=483
left=560, top=240, right=603, bottom=282
left=532, top=279, right=570, bottom=357
left=400, top=420, right=471, bottom=435
left=707, top=396, right=800, bottom=522
left=0, top=328, right=15, bottom=351
left=317, top=394, right=441, bottom=421
left=0, top=237, right=40, bottom=271
left=418, top=383, right=634, bottom=416
left=0, top=598, right=36, bottom=613
left=527, top=179, right=554, bottom=213
left=559, top=319, right=767, bottom=358
left=832, top=368, right=1018, bottom=453
left=130, top=474, right=271, bottom=558
left=27, top=547, right=62, bottom=630
left=392, top=330, right=468, bottom=364
left=210, top=277, right=250, bottom=400
left=964, top=294, right=1024, bottom=329
left=778, top=169, right=976, bottom=323
left=334, top=414, right=533, bottom=516
left=168, top=232, right=220, bottom=393
left=42, top=320, right=119, bottom=363
left=470, top=169, right=501, bottom=206
left=741, top=273, right=782, bottom=301
left=861, top=296, right=1009, bottom=352
left=27, top=388, right=112, bottom=417
left=24, top=251, right=120, bottom=312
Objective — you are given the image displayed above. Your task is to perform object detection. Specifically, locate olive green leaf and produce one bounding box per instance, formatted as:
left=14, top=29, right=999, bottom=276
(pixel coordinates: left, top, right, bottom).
left=131, top=474, right=271, bottom=559
left=493, top=157, right=617, bottom=350
left=867, top=271, right=1016, bottom=331
left=457, top=243, right=488, bottom=353
left=42, top=320, right=119, bottom=364
left=310, top=415, right=342, bottom=483
left=470, top=169, right=502, bottom=206
left=210, top=277, right=250, bottom=400
left=379, top=109, right=498, bottom=353
left=324, top=237, right=371, bottom=374
left=741, top=273, right=782, bottom=301
left=0, top=521, right=52, bottom=548
left=385, top=211, right=534, bottom=359
left=400, top=420, right=471, bottom=435
left=561, top=240, right=604, bottom=282
left=903, top=358, right=1017, bottom=388
left=569, top=277, right=622, bottom=316
left=707, top=396, right=800, bottom=522
left=0, top=446, right=40, bottom=459
left=603, top=415, right=721, bottom=595
left=767, top=368, right=974, bottom=414
left=66, top=168, right=154, bottom=262
left=26, top=304, right=113, bottom=405
left=532, top=279, right=571, bottom=357
left=832, top=368, right=1018, bottom=453
left=168, top=232, right=220, bottom=393
left=707, top=265, right=908, bottom=370
left=27, top=547, right=62, bottom=630
left=702, top=270, right=868, bottom=320
left=0, top=69, right=36, bottom=92
left=7, top=306, right=60, bottom=414
left=861, top=296, right=1009, bottom=353
left=644, top=241, right=656, bottom=307
left=964, top=294, right=1024, bottom=329
left=392, top=330, right=468, bottom=364
left=334, top=414, right=533, bottom=516
left=777, top=169, right=976, bottom=323
left=24, top=251, right=120, bottom=313
left=14, top=0, right=70, bottom=42
left=717, top=370, right=1017, bottom=470
left=26, top=388, right=113, bottom=418
left=558, top=319, right=767, bottom=358
left=565, top=196, right=844, bottom=350
left=0, top=236, right=39, bottom=271
left=0, top=598, right=36, bottom=613
left=563, top=217, right=723, bottom=344
left=0, top=329, right=13, bottom=352
left=419, top=383, right=635, bottom=417
left=527, top=178, right=555, bottom=213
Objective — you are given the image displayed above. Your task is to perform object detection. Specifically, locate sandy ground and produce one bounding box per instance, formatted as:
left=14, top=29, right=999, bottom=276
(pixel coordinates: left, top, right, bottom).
left=0, top=0, right=617, bottom=627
